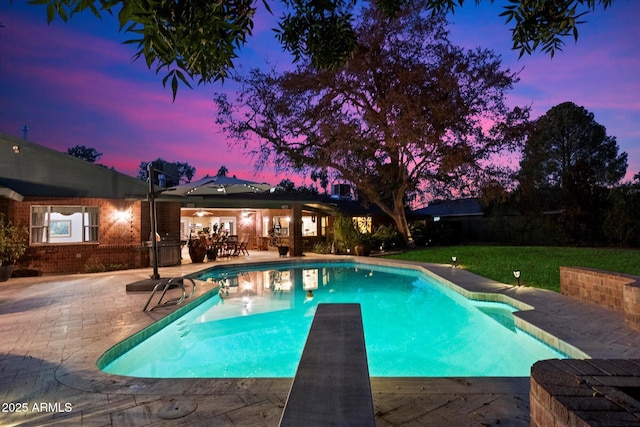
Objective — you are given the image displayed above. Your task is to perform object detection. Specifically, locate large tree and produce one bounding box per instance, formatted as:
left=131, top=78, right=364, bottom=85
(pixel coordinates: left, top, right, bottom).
left=30, top=0, right=614, bottom=98
left=518, top=101, right=627, bottom=243
left=214, top=3, right=528, bottom=244
left=519, top=102, right=627, bottom=199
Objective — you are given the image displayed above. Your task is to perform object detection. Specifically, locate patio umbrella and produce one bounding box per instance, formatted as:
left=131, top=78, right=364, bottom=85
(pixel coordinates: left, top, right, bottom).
left=162, top=175, right=274, bottom=197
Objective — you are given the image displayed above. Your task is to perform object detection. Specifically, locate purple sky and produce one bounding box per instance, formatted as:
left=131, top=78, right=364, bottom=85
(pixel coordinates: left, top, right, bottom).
left=1, top=1, right=639, bottom=186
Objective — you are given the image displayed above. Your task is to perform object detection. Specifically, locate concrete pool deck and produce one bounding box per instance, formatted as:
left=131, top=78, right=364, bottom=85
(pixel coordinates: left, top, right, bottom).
left=2, top=253, right=640, bottom=426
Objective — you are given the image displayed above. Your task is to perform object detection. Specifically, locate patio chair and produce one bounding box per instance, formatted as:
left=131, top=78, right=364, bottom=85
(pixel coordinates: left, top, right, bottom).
left=223, top=235, right=239, bottom=257
left=238, top=234, right=250, bottom=256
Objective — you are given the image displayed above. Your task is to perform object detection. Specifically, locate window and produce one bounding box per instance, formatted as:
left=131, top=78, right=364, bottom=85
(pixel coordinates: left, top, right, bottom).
left=302, top=214, right=327, bottom=237
left=353, top=216, right=372, bottom=234
left=31, top=206, right=99, bottom=244
left=302, top=216, right=317, bottom=236
left=273, top=216, right=290, bottom=237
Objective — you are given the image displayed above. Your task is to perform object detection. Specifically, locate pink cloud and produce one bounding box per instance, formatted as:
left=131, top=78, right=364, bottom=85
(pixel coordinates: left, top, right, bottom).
left=1, top=9, right=289, bottom=182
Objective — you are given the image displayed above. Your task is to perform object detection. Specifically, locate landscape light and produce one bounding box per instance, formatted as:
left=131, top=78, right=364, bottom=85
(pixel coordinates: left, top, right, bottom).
left=451, top=256, right=458, bottom=268
left=513, top=270, right=521, bottom=286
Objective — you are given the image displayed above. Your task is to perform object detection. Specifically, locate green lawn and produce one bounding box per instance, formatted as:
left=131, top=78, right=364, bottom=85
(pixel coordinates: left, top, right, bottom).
left=383, top=246, right=640, bottom=292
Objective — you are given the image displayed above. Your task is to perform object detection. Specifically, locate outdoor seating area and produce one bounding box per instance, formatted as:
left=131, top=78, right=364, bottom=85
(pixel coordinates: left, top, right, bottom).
left=187, top=232, right=252, bottom=263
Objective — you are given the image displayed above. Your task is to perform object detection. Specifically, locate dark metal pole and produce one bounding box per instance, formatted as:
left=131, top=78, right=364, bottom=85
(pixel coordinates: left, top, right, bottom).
left=148, top=162, right=160, bottom=280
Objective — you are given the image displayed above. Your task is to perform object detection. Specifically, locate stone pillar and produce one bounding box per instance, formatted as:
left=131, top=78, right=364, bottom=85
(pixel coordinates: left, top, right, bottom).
left=624, top=283, right=640, bottom=332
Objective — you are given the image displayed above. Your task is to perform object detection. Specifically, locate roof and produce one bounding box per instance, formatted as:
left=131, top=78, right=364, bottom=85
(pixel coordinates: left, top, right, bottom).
left=159, top=190, right=340, bottom=215
left=411, top=198, right=484, bottom=218
left=0, top=132, right=149, bottom=200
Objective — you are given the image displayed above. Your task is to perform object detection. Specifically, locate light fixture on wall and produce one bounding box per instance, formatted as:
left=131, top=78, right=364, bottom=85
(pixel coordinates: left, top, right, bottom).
left=513, top=270, right=521, bottom=286
left=115, top=210, right=129, bottom=222
left=241, top=211, right=253, bottom=225
left=113, top=203, right=131, bottom=222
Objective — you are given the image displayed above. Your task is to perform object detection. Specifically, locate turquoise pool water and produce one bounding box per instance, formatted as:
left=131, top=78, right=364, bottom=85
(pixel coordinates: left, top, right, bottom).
left=100, top=262, right=566, bottom=378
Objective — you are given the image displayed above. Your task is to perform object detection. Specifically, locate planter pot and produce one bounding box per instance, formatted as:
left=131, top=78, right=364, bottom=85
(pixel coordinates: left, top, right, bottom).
left=189, top=246, right=207, bottom=263
left=277, top=246, right=290, bottom=257
left=206, top=248, right=218, bottom=261
left=0, top=264, right=15, bottom=282
left=354, top=244, right=371, bottom=256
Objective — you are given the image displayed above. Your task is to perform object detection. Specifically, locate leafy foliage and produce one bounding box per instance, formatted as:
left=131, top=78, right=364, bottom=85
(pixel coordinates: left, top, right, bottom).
left=215, top=3, right=528, bottom=244
left=603, top=178, right=640, bottom=246
left=28, top=0, right=614, bottom=98
left=30, top=0, right=257, bottom=100
left=272, top=178, right=319, bottom=195
left=520, top=102, right=626, bottom=192
left=0, top=214, right=28, bottom=265
left=275, top=0, right=357, bottom=70
left=499, top=0, right=614, bottom=57
left=331, top=213, right=359, bottom=252
left=371, top=224, right=402, bottom=251
left=517, top=101, right=627, bottom=244
left=66, top=145, right=103, bottom=162
left=137, top=158, right=196, bottom=185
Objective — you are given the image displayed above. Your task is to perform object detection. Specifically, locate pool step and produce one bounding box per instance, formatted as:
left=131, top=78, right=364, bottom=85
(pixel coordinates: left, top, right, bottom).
left=279, top=303, right=375, bottom=427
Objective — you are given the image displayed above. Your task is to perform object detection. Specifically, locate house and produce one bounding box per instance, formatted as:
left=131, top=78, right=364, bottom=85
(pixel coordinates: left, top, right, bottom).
left=0, top=132, right=170, bottom=275
left=410, top=198, right=485, bottom=245
left=0, top=133, right=343, bottom=275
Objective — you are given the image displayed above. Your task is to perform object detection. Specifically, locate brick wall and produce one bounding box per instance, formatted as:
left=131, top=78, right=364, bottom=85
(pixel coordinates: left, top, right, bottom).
left=560, top=266, right=640, bottom=332
left=531, top=359, right=640, bottom=427
left=5, top=198, right=181, bottom=275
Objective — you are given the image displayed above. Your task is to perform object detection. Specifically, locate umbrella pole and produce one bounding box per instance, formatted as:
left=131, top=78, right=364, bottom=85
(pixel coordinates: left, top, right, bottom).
left=148, top=163, right=160, bottom=280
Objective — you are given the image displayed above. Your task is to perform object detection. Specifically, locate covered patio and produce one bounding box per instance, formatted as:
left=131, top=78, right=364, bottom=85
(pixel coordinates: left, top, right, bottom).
left=156, top=188, right=338, bottom=262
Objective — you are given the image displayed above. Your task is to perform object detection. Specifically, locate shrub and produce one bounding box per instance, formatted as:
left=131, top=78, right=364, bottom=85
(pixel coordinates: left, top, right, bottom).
left=371, top=224, right=402, bottom=251
left=0, top=214, right=28, bottom=266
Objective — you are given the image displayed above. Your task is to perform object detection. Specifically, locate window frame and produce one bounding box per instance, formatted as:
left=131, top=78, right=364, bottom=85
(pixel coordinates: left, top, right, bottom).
left=30, top=205, right=100, bottom=245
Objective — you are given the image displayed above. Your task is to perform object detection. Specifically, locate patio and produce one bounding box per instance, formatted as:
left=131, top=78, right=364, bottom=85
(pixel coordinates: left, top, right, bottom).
left=2, top=253, right=640, bottom=426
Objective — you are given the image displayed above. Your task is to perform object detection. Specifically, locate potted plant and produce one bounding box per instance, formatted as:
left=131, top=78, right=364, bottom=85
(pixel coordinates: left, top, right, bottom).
left=0, top=214, right=28, bottom=281
left=206, top=224, right=228, bottom=261
left=354, top=232, right=373, bottom=257
left=187, top=232, right=207, bottom=263
left=268, top=224, right=289, bottom=256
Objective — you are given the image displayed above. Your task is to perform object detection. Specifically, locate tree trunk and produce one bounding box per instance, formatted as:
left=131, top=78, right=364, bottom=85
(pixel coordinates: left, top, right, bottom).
left=363, top=184, right=415, bottom=248
left=390, top=203, right=414, bottom=248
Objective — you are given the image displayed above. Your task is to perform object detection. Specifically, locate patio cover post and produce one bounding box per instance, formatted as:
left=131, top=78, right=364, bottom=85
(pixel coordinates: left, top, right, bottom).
left=292, top=204, right=303, bottom=256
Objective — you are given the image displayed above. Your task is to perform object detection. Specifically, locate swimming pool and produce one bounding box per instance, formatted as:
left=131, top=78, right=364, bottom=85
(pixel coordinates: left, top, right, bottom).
left=99, top=261, right=566, bottom=378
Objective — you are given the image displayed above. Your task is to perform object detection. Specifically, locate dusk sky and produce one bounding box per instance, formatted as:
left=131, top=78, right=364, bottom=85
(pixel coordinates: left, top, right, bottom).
left=1, top=1, right=639, bottom=187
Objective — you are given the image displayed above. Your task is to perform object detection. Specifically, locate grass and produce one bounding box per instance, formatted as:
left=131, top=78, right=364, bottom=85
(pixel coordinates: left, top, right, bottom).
left=383, top=246, right=640, bottom=292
